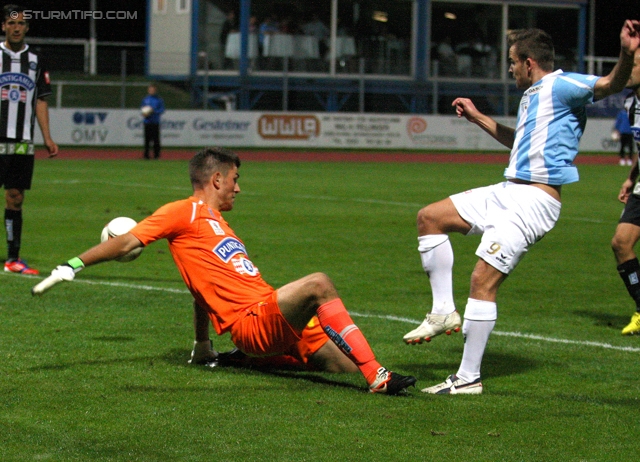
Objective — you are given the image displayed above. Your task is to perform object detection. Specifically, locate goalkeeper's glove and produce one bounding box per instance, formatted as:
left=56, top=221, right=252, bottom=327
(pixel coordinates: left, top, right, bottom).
left=31, top=257, right=85, bottom=296
left=188, top=340, right=219, bottom=367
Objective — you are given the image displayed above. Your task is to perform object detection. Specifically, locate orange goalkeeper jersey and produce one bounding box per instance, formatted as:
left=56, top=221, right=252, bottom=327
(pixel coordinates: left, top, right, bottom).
left=130, top=197, right=275, bottom=335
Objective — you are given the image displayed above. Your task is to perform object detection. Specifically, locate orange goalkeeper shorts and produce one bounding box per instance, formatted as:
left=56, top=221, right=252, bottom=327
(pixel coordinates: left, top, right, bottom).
left=230, top=291, right=329, bottom=364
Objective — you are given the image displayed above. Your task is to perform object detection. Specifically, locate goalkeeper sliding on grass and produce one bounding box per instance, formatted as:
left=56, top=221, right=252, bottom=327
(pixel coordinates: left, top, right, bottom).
left=32, top=147, right=416, bottom=395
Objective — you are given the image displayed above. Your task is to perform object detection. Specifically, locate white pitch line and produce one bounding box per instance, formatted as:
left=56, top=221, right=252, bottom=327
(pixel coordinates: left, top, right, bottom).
left=560, top=216, right=607, bottom=224
left=13, top=271, right=640, bottom=354
left=2, top=272, right=188, bottom=294
left=42, top=179, right=190, bottom=191
left=293, top=194, right=425, bottom=208
left=292, top=194, right=608, bottom=223
left=76, top=278, right=188, bottom=293
left=351, top=311, right=640, bottom=353
left=39, top=179, right=609, bottom=223
left=489, top=330, right=640, bottom=353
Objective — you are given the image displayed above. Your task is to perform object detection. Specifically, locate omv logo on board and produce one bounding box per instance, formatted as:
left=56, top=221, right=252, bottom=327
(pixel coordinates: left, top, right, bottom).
left=73, top=111, right=108, bottom=125
left=71, top=111, right=109, bottom=143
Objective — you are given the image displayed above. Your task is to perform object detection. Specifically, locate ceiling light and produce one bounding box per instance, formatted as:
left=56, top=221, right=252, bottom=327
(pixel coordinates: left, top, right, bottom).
left=372, top=11, right=388, bottom=22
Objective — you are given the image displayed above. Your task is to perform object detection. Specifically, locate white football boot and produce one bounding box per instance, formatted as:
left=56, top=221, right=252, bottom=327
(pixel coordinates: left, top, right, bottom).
left=403, top=311, right=461, bottom=344
left=421, top=374, right=483, bottom=395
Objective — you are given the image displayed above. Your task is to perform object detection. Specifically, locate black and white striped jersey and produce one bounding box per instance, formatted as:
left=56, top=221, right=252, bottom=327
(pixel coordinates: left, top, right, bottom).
left=624, top=91, right=640, bottom=148
left=0, top=42, right=51, bottom=142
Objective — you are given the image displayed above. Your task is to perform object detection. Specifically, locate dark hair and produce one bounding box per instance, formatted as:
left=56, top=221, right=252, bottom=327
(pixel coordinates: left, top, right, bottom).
left=3, top=4, right=25, bottom=22
left=189, top=147, right=241, bottom=188
left=508, top=28, right=555, bottom=72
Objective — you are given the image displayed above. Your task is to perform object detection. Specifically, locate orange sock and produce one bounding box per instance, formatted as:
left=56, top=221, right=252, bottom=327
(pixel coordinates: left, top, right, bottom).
left=316, top=298, right=382, bottom=384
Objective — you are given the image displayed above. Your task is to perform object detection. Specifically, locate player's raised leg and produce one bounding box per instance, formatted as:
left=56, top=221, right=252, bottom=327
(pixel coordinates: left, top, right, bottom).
left=404, top=198, right=470, bottom=344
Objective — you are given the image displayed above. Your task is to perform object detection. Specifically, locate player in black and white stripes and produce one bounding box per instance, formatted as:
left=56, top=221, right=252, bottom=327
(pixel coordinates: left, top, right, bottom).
left=612, top=48, right=640, bottom=335
left=0, top=4, right=58, bottom=275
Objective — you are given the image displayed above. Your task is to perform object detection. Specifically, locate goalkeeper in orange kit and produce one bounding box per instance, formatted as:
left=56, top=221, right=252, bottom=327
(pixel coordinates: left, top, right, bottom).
left=33, top=147, right=417, bottom=395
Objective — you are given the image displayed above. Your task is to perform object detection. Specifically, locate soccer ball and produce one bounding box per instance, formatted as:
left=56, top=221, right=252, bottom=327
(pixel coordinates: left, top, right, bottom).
left=100, top=217, right=143, bottom=263
left=141, top=105, right=154, bottom=117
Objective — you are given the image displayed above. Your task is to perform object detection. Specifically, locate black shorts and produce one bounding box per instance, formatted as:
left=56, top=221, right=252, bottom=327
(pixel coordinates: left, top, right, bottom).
left=0, top=154, right=35, bottom=190
left=620, top=192, right=640, bottom=227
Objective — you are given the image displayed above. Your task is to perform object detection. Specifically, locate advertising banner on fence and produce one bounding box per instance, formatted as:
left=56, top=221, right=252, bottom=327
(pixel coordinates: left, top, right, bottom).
left=40, top=108, right=619, bottom=153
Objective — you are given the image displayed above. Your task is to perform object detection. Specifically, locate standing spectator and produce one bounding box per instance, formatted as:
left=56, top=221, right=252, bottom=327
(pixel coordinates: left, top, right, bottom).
left=249, top=15, right=258, bottom=34
left=302, top=12, right=330, bottom=58
left=219, top=9, right=238, bottom=69
left=1, top=4, right=58, bottom=275
left=278, top=15, right=298, bottom=35
left=140, top=83, right=165, bottom=160
left=258, top=14, right=279, bottom=49
left=258, top=14, right=280, bottom=68
left=611, top=49, right=640, bottom=335
left=435, top=36, right=457, bottom=76
left=613, top=107, right=634, bottom=166
left=405, top=21, right=640, bottom=395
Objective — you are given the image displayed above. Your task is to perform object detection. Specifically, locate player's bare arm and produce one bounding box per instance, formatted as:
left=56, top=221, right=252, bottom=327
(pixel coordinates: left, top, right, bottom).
left=594, top=20, right=640, bottom=100
left=31, top=232, right=144, bottom=296
left=619, top=179, right=635, bottom=204
left=77, top=233, right=143, bottom=267
left=452, top=97, right=515, bottom=149
left=35, top=98, right=58, bottom=157
left=619, top=161, right=640, bottom=204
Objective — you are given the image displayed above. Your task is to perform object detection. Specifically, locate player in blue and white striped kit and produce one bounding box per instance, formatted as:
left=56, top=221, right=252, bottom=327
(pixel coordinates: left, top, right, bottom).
left=405, top=21, right=640, bottom=395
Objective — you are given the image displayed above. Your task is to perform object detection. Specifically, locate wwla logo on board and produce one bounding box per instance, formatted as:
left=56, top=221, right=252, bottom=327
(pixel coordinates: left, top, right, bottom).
left=258, top=115, right=320, bottom=140
left=71, top=111, right=109, bottom=143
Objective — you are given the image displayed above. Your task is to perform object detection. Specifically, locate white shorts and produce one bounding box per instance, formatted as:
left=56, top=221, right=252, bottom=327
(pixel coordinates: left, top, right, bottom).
left=450, top=181, right=561, bottom=274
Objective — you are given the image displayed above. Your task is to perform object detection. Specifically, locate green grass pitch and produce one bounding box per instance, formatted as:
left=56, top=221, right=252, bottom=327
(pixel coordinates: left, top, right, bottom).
left=1, top=157, right=639, bottom=461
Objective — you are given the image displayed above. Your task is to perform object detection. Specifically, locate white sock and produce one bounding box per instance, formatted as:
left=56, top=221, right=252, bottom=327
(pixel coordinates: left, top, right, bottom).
left=456, top=299, right=497, bottom=382
left=418, top=234, right=455, bottom=315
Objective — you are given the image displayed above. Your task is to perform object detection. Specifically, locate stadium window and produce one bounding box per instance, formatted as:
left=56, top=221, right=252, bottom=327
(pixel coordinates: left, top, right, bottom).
left=200, top=0, right=413, bottom=76
left=509, top=5, right=580, bottom=72
left=153, top=0, right=167, bottom=15
left=176, top=0, right=191, bottom=15
left=336, top=0, right=412, bottom=76
left=430, top=2, right=503, bottom=79
left=429, top=1, right=581, bottom=79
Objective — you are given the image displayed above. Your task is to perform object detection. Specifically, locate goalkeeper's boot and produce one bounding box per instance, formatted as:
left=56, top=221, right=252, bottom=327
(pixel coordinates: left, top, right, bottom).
left=4, top=259, right=39, bottom=275
left=216, top=348, right=248, bottom=367
left=421, top=374, right=483, bottom=395
left=369, top=367, right=417, bottom=395
left=216, top=348, right=305, bottom=370
left=403, top=311, right=461, bottom=344
left=622, top=312, right=640, bottom=335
